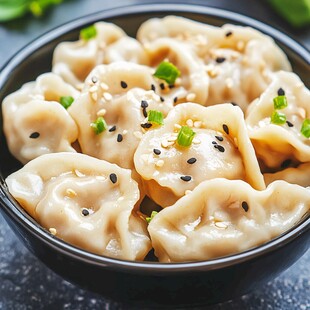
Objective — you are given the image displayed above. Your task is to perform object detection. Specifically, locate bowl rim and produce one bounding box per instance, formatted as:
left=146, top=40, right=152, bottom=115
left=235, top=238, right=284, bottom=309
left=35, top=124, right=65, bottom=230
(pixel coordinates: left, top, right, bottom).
left=0, top=3, right=309, bottom=273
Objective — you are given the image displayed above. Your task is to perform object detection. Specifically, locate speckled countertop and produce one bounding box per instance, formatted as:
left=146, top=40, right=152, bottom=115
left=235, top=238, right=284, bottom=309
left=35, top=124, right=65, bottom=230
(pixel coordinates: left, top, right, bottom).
left=0, top=0, right=309, bottom=309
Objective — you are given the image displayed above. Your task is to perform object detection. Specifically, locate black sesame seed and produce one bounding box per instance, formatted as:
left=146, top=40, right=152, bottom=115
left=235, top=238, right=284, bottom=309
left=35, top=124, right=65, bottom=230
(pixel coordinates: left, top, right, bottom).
left=187, top=157, right=197, bottom=164
left=180, top=175, right=192, bottom=182
left=225, top=31, right=233, bottom=37
left=168, top=84, right=175, bottom=89
left=82, top=209, right=90, bottom=216
left=281, top=159, right=292, bottom=169
left=120, top=81, right=128, bottom=89
left=141, top=100, right=148, bottom=108
left=143, top=108, right=148, bottom=118
left=231, top=102, right=238, bottom=106
left=117, top=134, right=123, bottom=142
left=286, top=120, right=294, bottom=127
left=160, top=96, right=165, bottom=102
left=241, top=201, right=249, bottom=212
left=214, top=144, right=225, bottom=152
left=153, top=148, right=161, bottom=155
left=216, top=57, right=226, bottom=64
left=91, top=76, right=98, bottom=83
left=222, top=124, right=229, bottom=135
left=29, top=132, right=40, bottom=139
left=277, top=87, right=285, bottom=96
left=212, top=141, right=218, bottom=145
left=160, top=83, right=165, bottom=90
left=109, top=125, right=116, bottom=132
left=141, top=123, right=152, bottom=129
left=151, top=84, right=156, bottom=92
left=215, top=135, right=224, bottom=141
left=173, top=97, right=178, bottom=103
left=109, top=173, right=117, bottom=184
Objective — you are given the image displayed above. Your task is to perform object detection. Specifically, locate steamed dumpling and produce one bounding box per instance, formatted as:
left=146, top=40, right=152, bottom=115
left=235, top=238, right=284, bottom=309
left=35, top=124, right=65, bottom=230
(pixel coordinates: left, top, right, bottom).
left=246, top=71, right=310, bottom=170
left=5, top=153, right=151, bottom=261
left=148, top=179, right=310, bottom=262
left=134, top=103, right=265, bottom=207
left=2, top=73, right=79, bottom=163
left=52, top=22, right=148, bottom=87
left=138, top=16, right=291, bottom=111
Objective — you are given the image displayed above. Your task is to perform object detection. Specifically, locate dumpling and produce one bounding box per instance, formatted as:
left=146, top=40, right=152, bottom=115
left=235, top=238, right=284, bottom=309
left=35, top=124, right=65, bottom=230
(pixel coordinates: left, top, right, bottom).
left=143, top=38, right=209, bottom=105
left=246, top=71, right=310, bottom=170
left=148, top=178, right=310, bottom=262
left=68, top=62, right=172, bottom=173
left=52, top=22, right=148, bottom=87
left=264, top=162, right=310, bottom=187
left=134, top=103, right=265, bottom=207
left=5, top=153, right=151, bottom=261
left=138, top=16, right=291, bottom=111
left=2, top=73, right=79, bottom=163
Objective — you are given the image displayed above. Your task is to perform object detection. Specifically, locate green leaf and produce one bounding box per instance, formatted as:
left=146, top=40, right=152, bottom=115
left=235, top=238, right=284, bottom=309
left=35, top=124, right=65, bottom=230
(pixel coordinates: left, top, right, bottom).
left=153, top=61, right=181, bottom=85
left=59, top=96, right=74, bottom=109
left=301, top=119, right=310, bottom=138
left=0, top=2, right=28, bottom=22
left=177, top=126, right=196, bottom=147
left=271, top=111, right=287, bottom=125
left=80, top=24, right=97, bottom=41
left=147, top=110, right=164, bottom=125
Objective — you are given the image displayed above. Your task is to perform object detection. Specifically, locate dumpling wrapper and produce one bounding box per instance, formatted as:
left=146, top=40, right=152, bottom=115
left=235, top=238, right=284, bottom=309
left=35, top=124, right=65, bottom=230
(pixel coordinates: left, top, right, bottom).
left=134, top=103, right=265, bottom=207
left=2, top=73, right=79, bottom=164
left=52, top=22, right=148, bottom=87
left=5, top=153, right=151, bottom=261
left=246, top=71, right=310, bottom=170
left=148, top=178, right=310, bottom=262
left=138, top=16, right=291, bottom=111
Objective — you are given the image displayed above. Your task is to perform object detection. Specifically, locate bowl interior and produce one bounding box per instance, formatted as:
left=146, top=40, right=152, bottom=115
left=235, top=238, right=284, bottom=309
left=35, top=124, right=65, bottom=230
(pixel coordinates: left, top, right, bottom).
left=0, top=4, right=309, bottom=269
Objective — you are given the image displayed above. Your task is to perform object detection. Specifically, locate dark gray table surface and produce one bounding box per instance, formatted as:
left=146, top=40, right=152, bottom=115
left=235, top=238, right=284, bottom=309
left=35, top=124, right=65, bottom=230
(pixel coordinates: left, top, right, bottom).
left=0, top=0, right=309, bottom=309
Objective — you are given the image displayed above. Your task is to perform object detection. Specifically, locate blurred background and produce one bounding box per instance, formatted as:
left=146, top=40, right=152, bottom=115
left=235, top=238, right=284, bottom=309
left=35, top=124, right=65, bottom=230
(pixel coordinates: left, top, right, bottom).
left=0, top=0, right=309, bottom=309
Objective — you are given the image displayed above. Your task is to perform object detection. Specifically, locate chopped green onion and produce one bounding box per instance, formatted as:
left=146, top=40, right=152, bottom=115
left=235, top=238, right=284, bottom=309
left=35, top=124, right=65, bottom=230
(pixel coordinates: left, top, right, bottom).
left=271, top=111, right=286, bottom=125
left=146, top=211, right=158, bottom=224
left=153, top=61, right=181, bottom=85
left=273, top=95, right=288, bottom=110
left=90, top=117, right=107, bottom=135
left=59, top=96, right=74, bottom=109
left=301, top=119, right=310, bottom=138
left=80, top=24, right=97, bottom=41
left=177, top=126, right=196, bottom=147
left=148, top=110, right=164, bottom=125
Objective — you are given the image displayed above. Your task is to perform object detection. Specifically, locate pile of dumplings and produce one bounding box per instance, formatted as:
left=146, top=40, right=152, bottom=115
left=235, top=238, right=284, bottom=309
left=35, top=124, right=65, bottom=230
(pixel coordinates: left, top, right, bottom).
left=3, top=16, right=310, bottom=263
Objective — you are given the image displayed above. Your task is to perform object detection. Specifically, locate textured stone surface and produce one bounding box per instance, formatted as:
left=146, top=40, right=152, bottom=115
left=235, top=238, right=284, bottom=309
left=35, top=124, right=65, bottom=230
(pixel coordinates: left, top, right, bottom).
left=0, top=0, right=309, bottom=309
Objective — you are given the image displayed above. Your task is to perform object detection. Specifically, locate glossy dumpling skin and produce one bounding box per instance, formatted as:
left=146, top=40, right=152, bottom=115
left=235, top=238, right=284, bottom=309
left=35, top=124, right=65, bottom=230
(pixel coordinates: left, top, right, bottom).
left=5, top=153, right=151, bottom=261
left=148, top=179, right=310, bottom=262
left=52, top=22, right=149, bottom=87
left=138, top=16, right=291, bottom=111
left=246, top=71, right=310, bottom=170
left=2, top=73, right=79, bottom=164
left=68, top=62, right=172, bottom=172
left=264, top=162, right=310, bottom=187
left=134, top=103, right=265, bottom=207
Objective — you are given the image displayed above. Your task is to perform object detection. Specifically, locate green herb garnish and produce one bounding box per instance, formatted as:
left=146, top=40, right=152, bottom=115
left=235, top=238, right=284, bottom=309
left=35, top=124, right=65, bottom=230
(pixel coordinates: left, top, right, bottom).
left=148, top=110, right=164, bottom=125
left=177, top=126, right=196, bottom=147
left=271, top=111, right=287, bottom=125
left=153, top=61, right=181, bottom=85
left=59, top=96, right=74, bottom=109
left=90, top=117, right=107, bottom=135
left=80, top=24, right=97, bottom=41
left=146, top=211, right=158, bottom=224
left=273, top=95, right=288, bottom=110
left=301, top=119, right=310, bottom=138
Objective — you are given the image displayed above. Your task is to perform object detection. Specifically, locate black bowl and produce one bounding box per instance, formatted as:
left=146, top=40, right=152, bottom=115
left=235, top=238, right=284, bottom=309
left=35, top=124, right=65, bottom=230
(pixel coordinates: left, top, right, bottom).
left=0, top=4, right=309, bottom=308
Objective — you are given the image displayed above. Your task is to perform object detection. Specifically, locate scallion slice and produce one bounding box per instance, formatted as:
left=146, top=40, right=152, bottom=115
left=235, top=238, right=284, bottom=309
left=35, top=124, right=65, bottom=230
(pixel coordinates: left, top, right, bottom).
left=177, top=126, right=196, bottom=147
left=273, top=95, right=288, bottom=110
left=90, top=117, right=107, bottom=135
left=80, top=24, right=97, bottom=41
left=153, top=61, right=181, bottom=85
left=148, top=110, right=164, bottom=125
left=59, top=96, right=74, bottom=109
left=301, top=119, right=310, bottom=138
left=146, top=211, right=158, bottom=224
left=271, top=111, right=286, bottom=125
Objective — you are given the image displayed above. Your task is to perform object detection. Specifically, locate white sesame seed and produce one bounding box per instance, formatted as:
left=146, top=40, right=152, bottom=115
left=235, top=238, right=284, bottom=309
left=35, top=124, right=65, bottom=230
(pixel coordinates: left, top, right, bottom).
left=91, top=92, right=98, bottom=101
left=96, top=176, right=106, bottom=181
left=192, top=138, right=201, bottom=144
left=186, top=119, right=194, bottom=127
left=74, top=169, right=85, bottom=178
left=89, top=85, right=98, bottom=93
left=49, top=228, right=57, bottom=235
left=194, top=121, right=202, bottom=128
left=122, top=130, right=128, bottom=135
left=75, top=83, right=84, bottom=90
left=185, top=190, right=192, bottom=195
left=215, top=222, right=228, bottom=229
left=174, top=124, right=182, bottom=130
left=66, top=188, right=77, bottom=197
left=225, top=78, right=233, bottom=89
left=167, top=136, right=177, bottom=142
left=155, top=160, right=164, bottom=167
left=103, top=92, right=112, bottom=101
left=96, top=108, right=106, bottom=116
left=161, top=140, right=169, bottom=148
left=133, top=131, right=143, bottom=139
left=100, top=82, right=109, bottom=90
left=186, top=93, right=196, bottom=102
